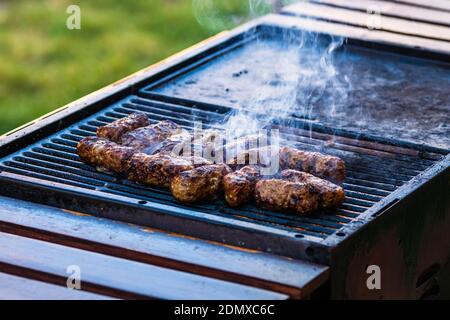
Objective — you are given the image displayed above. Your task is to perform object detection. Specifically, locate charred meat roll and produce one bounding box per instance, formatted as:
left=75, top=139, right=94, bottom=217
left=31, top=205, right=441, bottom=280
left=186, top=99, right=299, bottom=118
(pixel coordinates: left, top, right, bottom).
left=126, top=153, right=197, bottom=188
left=171, top=164, right=232, bottom=203
left=255, top=179, right=320, bottom=215
left=152, top=132, right=192, bottom=155
left=96, top=113, right=149, bottom=142
left=152, top=132, right=206, bottom=158
left=180, top=156, right=212, bottom=168
left=212, top=134, right=267, bottom=166
left=77, top=136, right=135, bottom=173
left=227, top=146, right=279, bottom=171
left=195, top=130, right=227, bottom=161
left=159, top=130, right=230, bottom=160
left=223, top=166, right=262, bottom=207
left=119, top=120, right=182, bottom=154
left=281, top=170, right=345, bottom=209
left=279, top=146, right=346, bottom=184
left=218, top=134, right=265, bottom=156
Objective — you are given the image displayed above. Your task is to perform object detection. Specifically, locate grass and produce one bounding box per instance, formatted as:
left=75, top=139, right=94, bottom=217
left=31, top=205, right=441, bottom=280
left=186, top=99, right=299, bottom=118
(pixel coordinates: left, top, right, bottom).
left=0, top=0, right=266, bottom=134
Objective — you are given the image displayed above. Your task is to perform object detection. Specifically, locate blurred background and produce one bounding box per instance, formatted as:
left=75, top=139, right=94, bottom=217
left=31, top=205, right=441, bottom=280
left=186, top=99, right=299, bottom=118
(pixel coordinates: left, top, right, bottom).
left=0, top=0, right=293, bottom=134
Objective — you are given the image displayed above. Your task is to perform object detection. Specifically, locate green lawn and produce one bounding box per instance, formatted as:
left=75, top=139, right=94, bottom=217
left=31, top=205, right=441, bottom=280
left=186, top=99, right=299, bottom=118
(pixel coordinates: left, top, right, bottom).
left=0, top=0, right=265, bottom=134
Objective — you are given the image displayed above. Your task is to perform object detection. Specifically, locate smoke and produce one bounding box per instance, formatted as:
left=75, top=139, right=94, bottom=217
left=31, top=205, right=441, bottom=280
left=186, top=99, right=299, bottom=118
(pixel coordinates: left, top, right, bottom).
left=192, top=0, right=352, bottom=144
left=222, top=33, right=350, bottom=143
left=294, top=35, right=352, bottom=133
left=192, top=0, right=278, bottom=34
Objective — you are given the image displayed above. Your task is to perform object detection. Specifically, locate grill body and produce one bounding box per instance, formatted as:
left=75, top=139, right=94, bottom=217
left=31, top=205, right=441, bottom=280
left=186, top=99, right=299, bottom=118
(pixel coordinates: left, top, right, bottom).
left=0, top=16, right=449, bottom=299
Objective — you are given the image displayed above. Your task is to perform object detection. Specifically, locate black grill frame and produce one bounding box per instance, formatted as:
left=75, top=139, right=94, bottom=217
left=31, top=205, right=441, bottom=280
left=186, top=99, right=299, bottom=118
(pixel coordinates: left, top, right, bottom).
left=0, top=16, right=449, bottom=265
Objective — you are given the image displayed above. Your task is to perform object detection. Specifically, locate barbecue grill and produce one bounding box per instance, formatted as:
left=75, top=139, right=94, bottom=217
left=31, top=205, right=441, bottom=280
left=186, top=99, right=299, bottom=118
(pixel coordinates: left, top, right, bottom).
left=0, top=2, right=449, bottom=299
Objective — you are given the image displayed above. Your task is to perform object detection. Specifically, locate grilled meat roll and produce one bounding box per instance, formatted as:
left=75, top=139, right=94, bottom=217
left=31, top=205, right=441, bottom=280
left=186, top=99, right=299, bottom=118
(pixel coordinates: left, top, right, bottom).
left=255, top=179, right=320, bottom=215
left=218, top=134, right=265, bottom=156
left=126, top=153, right=205, bottom=188
left=119, top=120, right=182, bottom=154
left=281, top=170, right=345, bottom=209
left=171, top=164, right=232, bottom=203
left=152, top=132, right=191, bottom=155
left=180, top=156, right=213, bottom=168
left=227, top=146, right=279, bottom=171
left=96, top=113, right=150, bottom=142
left=223, top=166, right=262, bottom=207
left=153, top=132, right=208, bottom=158
left=279, top=146, right=346, bottom=184
left=159, top=130, right=232, bottom=160
left=77, top=137, right=135, bottom=173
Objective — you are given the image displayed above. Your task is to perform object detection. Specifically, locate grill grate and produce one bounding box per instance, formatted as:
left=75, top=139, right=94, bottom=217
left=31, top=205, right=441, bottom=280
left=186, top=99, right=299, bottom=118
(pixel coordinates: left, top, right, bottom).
left=0, top=93, right=445, bottom=241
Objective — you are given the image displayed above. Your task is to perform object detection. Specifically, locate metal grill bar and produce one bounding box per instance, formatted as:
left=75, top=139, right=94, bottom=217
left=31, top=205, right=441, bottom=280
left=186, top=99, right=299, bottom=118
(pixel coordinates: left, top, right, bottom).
left=0, top=94, right=444, bottom=241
